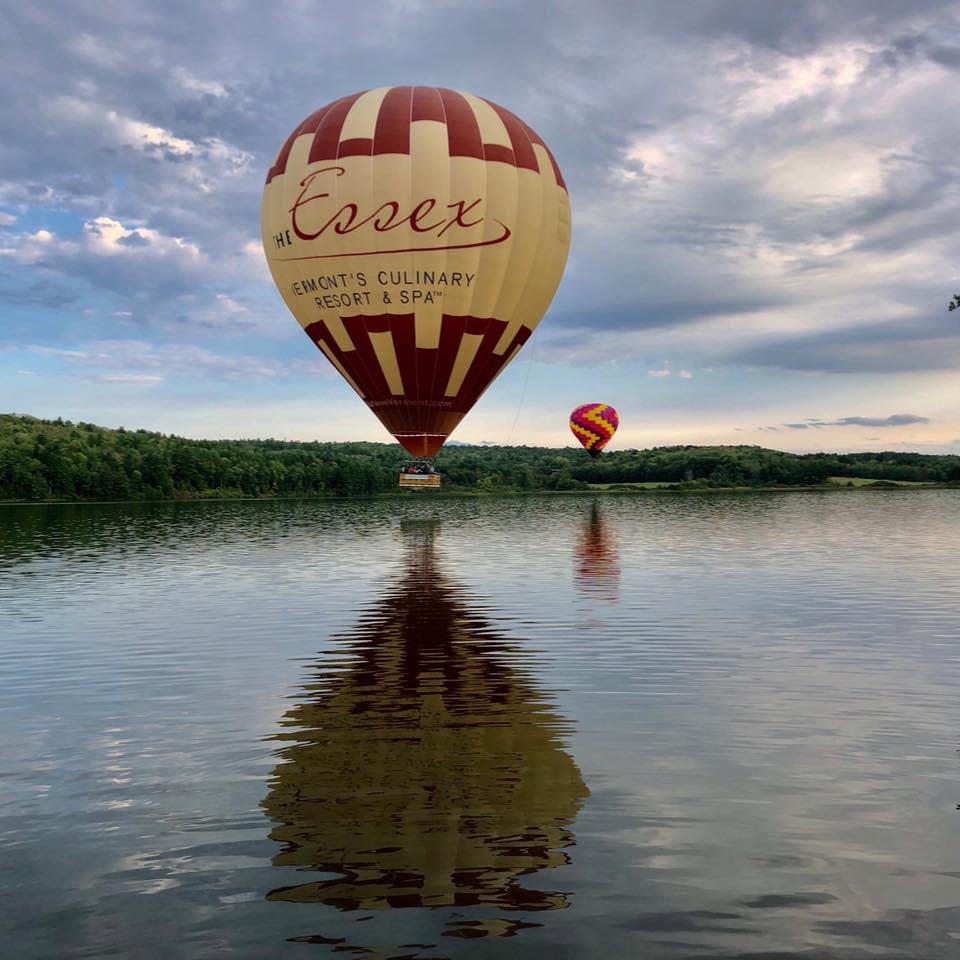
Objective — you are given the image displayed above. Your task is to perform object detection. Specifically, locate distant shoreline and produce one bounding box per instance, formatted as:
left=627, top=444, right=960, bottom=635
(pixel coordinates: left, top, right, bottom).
left=3, top=415, right=958, bottom=502
left=2, top=482, right=958, bottom=506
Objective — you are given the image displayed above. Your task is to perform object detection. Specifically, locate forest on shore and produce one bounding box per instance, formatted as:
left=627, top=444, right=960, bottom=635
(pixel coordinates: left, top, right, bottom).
left=2, top=414, right=958, bottom=502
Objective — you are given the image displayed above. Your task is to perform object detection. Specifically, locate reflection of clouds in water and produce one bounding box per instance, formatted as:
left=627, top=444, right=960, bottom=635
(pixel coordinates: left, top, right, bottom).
left=262, top=519, right=587, bottom=944
left=567, top=495, right=960, bottom=954
left=575, top=501, right=620, bottom=602
left=6, top=494, right=959, bottom=957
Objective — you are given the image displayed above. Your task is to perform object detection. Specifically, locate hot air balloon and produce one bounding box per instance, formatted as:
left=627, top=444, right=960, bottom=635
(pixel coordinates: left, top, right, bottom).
left=261, top=87, right=571, bottom=472
left=569, top=402, right=619, bottom=457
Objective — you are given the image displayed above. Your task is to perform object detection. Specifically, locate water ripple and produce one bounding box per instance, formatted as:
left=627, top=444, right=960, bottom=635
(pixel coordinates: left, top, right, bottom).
left=1, top=492, right=958, bottom=958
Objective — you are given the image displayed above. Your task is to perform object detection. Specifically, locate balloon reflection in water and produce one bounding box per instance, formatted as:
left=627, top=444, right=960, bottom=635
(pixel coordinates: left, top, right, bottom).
left=574, top=502, right=621, bottom=601
left=262, top=520, right=588, bottom=941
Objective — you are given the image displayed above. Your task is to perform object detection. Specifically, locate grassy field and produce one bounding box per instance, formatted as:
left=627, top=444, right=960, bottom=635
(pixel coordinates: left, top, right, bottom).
left=582, top=477, right=947, bottom=493
left=825, top=476, right=936, bottom=487
left=587, top=481, right=678, bottom=489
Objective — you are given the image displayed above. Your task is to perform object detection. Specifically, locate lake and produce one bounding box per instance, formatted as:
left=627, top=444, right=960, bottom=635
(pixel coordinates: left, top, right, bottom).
left=1, top=492, right=958, bottom=959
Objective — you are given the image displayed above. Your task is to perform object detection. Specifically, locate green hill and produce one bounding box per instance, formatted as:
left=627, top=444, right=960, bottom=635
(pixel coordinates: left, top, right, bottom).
left=1, top=414, right=958, bottom=501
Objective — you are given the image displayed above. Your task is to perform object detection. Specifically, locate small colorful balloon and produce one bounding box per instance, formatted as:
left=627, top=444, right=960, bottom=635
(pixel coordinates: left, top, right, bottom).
left=569, top=403, right=619, bottom=458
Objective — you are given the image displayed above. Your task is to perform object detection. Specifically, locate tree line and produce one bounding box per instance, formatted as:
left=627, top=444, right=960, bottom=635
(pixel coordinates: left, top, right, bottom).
left=1, top=414, right=958, bottom=501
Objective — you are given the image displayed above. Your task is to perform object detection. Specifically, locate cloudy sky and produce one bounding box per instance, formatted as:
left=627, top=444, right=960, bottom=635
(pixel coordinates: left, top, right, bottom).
left=2, top=1, right=959, bottom=452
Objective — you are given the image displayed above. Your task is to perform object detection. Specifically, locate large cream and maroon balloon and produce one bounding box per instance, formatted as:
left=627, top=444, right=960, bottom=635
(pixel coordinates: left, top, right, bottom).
left=261, top=86, right=571, bottom=457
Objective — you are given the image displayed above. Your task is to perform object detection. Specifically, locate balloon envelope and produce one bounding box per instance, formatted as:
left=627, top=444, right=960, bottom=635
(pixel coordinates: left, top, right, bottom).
left=262, top=86, right=571, bottom=457
left=569, top=403, right=619, bottom=457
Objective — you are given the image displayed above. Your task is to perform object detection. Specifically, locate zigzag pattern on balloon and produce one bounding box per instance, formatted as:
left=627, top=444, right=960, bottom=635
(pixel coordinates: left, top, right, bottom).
left=569, top=403, right=619, bottom=453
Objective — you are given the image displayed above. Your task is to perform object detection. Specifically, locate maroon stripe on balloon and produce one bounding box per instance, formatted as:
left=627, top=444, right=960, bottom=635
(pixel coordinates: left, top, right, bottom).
left=266, top=104, right=334, bottom=184
left=520, top=120, right=567, bottom=190
left=464, top=316, right=489, bottom=336
left=301, top=107, right=333, bottom=134
left=454, top=319, right=511, bottom=406
left=393, top=433, right=448, bottom=458
left=304, top=311, right=535, bottom=451
left=385, top=314, right=417, bottom=428
left=483, top=143, right=516, bottom=166
left=411, top=86, right=445, bottom=122
left=266, top=128, right=301, bottom=184
left=373, top=86, right=413, bottom=155
left=301, top=318, right=375, bottom=400
left=269, top=90, right=564, bottom=189
left=451, top=315, right=497, bottom=401
left=456, top=325, right=530, bottom=411
left=479, top=99, right=538, bottom=173
left=303, top=319, right=326, bottom=344
left=337, top=137, right=373, bottom=158
left=431, top=315, right=468, bottom=402
left=361, top=312, right=413, bottom=400
left=389, top=314, right=417, bottom=399
left=307, top=92, right=364, bottom=164
left=340, top=317, right=393, bottom=400
left=415, top=347, right=438, bottom=408
left=363, top=314, right=392, bottom=334
left=438, top=89, right=484, bottom=159
left=543, top=145, right=566, bottom=187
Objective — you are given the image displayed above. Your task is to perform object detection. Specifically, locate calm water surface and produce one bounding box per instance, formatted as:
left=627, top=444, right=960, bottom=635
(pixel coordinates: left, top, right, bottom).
left=1, top=492, right=958, bottom=958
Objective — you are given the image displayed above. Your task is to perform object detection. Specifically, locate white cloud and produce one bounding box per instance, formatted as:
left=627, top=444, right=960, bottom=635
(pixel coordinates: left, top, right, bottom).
left=46, top=96, right=195, bottom=158
left=91, top=340, right=281, bottom=378
left=112, top=113, right=195, bottom=156
left=172, top=67, right=227, bottom=98
left=215, top=293, right=246, bottom=315
left=85, top=217, right=203, bottom=260
left=92, top=373, right=163, bottom=384
left=764, top=140, right=892, bottom=203
left=1, top=0, right=959, bottom=445
left=66, top=32, right=131, bottom=71
left=241, top=240, right=271, bottom=281
left=16, top=339, right=336, bottom=382
left=0, top=218, right=215, bottom=311
left=564, top=23, right=960, bottom=384
left=34, top=95, right=253, bottom=201
left=1, top=217, right=204, bottom=266
left=728, top=42, right=873, bottom=119
left=25, top=346, right=89, bottom=359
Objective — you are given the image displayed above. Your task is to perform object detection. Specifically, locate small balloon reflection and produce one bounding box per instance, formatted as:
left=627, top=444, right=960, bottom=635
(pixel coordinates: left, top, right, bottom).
left=574, top=501, right=620, bottom=602
left=262, top=519, right=588, bottom=951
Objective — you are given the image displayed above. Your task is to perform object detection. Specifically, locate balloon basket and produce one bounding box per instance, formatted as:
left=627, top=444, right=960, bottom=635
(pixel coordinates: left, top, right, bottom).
left=399, top=462, right=441, bottom=490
